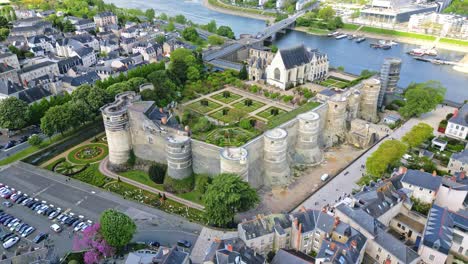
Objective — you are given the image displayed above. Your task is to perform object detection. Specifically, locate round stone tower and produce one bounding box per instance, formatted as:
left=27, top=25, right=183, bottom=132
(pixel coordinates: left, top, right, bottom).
left=166, top=135, right=192, bottom=179
left=325, top=96, right=348, bottom=146
left=220, top=147, right=249, bottom=180
left=347, top=90, right=361, bottom=121
left=101, top=91, right=139, bottom=167
left=360, top=78, right=381, bottom=123
left=263, top=128, right=290, bottom=187
left=295, top=112, right=322, bottom=165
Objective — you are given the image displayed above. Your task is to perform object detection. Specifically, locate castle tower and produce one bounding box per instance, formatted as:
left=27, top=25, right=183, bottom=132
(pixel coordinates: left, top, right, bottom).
left=263, top=128, right=290, bottom=187
left=220, top=147, right=249, bottom=181
left=166, top=135, right=193, bottom=180
left=101, top=91, right=139, bottom=167
left=295, top=111, right=322, bottom=165
left=347, top=90, right=361, bottom=121
left=360, top=78, right=381, bottom=123
left=324, top=96, right=348, bottom=147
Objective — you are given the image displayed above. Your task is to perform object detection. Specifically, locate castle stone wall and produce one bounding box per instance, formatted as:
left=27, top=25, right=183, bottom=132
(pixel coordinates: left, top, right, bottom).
left=191, top=140, right=222, bottom=175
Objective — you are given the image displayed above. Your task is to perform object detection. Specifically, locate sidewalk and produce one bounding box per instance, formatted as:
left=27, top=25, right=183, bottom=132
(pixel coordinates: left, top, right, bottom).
left=99, top=157, right=205, bottom=211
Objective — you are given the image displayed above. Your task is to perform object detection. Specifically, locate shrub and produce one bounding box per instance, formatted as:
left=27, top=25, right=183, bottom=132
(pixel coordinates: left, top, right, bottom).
left=164, top=174, right=194, bottom=193
left=223, top=91, right=230, bottom=98
left=239, top=119, right=252, bottom=129
left=194, top=174, right=211, bottom=194
left=446, top=113, right=453, bottom=120
left=28, top=134, right=42, bottom=146
left=191, top=117, right=212, bottom=133
left=149, top=163, right=167, bottom=184
left=127, top=149, right=136, bottom=167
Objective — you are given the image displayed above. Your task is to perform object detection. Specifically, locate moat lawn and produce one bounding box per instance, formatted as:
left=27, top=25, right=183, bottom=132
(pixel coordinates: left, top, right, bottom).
left=210, top=91, right=242, bottom=104
left=232, top=98, right=265, bottom=112
left=187, top=99, right=222, bottom=114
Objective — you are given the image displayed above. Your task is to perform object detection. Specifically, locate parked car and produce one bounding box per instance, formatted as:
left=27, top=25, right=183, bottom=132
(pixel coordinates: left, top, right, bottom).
left=3, top=236, right=19, bottom=249
left=177, top=240, right=192, bottom=248
left=0, top=233, right=14, bottom=242
left=4, top=141, right=16, bottom=149
left=148, top=241, right=160, bottom=248
left=2, top=201, right=12, bottom=207
left=33, top=233, right=48, bottom=244
left=48, top=211, right=60, bottom=220
left=21, top=226, right=35, bottom=237
left=50, top=224, right=62, bottom=233
left=18, top=136, right=28, bottom=143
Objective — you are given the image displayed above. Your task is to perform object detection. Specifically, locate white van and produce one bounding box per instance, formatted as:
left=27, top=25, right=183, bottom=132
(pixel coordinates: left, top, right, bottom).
left=3, top=236, right=19, bottom=249
left=321, top=174, right=329, bottom=181
left=50, top=224, right=62, bottom=233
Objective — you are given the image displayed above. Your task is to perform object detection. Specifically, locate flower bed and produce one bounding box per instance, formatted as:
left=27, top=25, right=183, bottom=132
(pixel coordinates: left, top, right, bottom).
left=67, top=144, right=109, bottom=164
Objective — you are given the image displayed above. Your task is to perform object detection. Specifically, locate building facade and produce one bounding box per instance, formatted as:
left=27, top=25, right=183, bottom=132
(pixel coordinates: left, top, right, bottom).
left=378, top=57, right=402, bottom=108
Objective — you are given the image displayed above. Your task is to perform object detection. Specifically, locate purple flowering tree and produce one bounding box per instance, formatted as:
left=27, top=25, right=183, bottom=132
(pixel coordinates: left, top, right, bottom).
left=73, top=223, right=115, bottom=264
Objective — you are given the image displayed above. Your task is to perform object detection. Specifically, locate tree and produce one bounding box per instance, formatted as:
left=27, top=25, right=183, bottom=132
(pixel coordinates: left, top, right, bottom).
left=174, top=14, right=187, bottom=24
left=166, top=21, right=175, bottom=31
left=216, top=26, right=235, bottom=39
left=204, top=174, right=259, bottom=227
left=207, top=35, right=224, bottom=46
left=269, top=45, right=278, bottom=53
left=73, top=223, right=114, bottom=264
left=318, top=6, right=336, bottom=21
left=149, top=163, right=167, bottom=184
left=145, top=9, right=155, bottom=21
left=159, top=13, right=168, bottom=20
left=399, top=81, right=446, bottom=119
left=0, top=16, right=8, bottom=28
left=40, top=104, right=76, bottom=136
left=205, top=20, right=217, bottom=33
left=0, top=97, right=30, bottom=130
left=402, top=122, right=433, bottom=149
left=99, top=209, right=136, bottom=248
left=186, top=66, right=200, bottom=81
left=239, top=64, right=248, bottom=80
left=0, top=28, right=9, bottom=41
left=28, top=134, right=42, bottom=146
left=154, top=34, right=166, bottom=44
left=182, top=27, right=200, bottom=42
left=63, top=20, right=75, bottom=32
left=72, top=85, right=111, bottom=112
left=366, top=140, right=408, bottom=177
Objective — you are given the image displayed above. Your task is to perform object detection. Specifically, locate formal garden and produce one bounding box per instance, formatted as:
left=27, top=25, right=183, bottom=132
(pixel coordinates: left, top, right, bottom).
left=318, top=76, right=351, bottom=89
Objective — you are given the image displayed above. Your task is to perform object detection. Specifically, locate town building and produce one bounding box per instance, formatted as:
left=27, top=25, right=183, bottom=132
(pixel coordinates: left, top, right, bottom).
left=0, top=53, right=20, bottom=70
left=93, top=11, right=118, bottom=31
left=265, top=45, right=329, bottom=90
left=445, top=104, right=468, bottom=140
left=19, top=61, right=59, bottom=85
left=378, top=57, right=401, bottom=107
left=400, top=169, right=441, bottom=204
left=203, top=237, right=266, bottom=264
left=448, top=149, right=468, bottom=174
left=408, top=12, right=467, bottom=39
left=0, top=64, right=20, bottom=85
left=152, top=246, right=190, bottom=264
left=272, top=249, right=315, bottom=264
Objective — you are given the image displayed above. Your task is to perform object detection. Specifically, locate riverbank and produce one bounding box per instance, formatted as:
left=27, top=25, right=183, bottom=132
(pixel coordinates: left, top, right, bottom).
left=294, top=26, right=468, bottom=53
left=202, top=0, right=275, bottom=23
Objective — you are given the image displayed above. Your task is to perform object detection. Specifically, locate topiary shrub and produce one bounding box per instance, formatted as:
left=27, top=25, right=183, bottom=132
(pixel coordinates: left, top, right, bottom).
left=163, top=174, right=194, bottom=193
left=148, top=163, right=167, bottom=184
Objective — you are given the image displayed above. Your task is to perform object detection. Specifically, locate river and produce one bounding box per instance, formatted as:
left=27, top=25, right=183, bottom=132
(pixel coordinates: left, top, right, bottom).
left=106, top=0, right=468, bottom=103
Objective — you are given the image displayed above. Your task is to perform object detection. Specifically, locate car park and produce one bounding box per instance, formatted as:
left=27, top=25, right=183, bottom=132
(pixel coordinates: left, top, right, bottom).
left=48, top=211, right=60, bottom=220
left=15, top=223, right=26, bottom=232
left=21, top=226, right=35, bottom=237
left=9, top=221, right=21, bottom=231
left=7, top=219, right=19, bottom=228
left=3, top=236, right=19, bottom=249
left=0, top=233, right=13, bottom=242
left=2, top=201, right=12, bottom=207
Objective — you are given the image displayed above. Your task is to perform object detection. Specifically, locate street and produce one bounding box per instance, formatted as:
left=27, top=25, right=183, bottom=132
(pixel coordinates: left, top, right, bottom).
left=296, top=105, right=454, bottom=211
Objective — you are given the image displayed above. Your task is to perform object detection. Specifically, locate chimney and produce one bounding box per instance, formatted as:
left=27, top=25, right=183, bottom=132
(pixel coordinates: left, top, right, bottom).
left=351, top=240, right=357, bottom=249
left=451, top=176, right=456, bottom=182
left=461, top=171, right=466, bottom=179
left=227, top=244, right=233, bottom=252
left=453, top=109, right=459, bottom=117
left=334, top=217, right=340, bottom=228
left=300, top=206, right=306, bottom=212
left=398, top=166, right=407, bottom=175
left=432, top=171, right=437, bottom=177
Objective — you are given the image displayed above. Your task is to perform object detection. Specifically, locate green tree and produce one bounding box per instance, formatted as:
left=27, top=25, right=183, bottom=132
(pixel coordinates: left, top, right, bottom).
left=402, top=122, right=433, bottom=149
left=154, top=34, right=166, bottom=44
left=182, top=26, right=199, bottom=42
left=72, top=85, right=110, bottom=112
left=63, top=20, right=75, bottom=32
left=166, top=21, right=175, bottom=31
left=318, top=6, right=336, bottom=20
left=269, top=45, right=278, bottom=53
left=205, top=20, right=217, bottom=33
left=239, top=64, right=248, bottom=80
left=145, top=8, right=155, bottom=21
left=27, top=134, right=42, bottom=146
left=399, top=81, right=446, bottom=119
left=204, top=174, right=259, bottom=227
left=159, top=13, right=168, bottom=20
left=0, top=16, right=8, bottom=28
left=99, top=209, right=136, bottom=248
left=207, top=35, right=224, bottom=46
left=174, top=14, right=187, bottom=24
left=0, top=28, right=9, bottom=41
left=148, top=163, right=167, bottom=184
left=40, top=104, right=75, bottom=136
left=186, top=66, right=200, bottom=81
left=216, top=26, right=235, bottom=39
left=366, top=140, right=408, bottom=177
left=0, top=97, right=30, bottom=130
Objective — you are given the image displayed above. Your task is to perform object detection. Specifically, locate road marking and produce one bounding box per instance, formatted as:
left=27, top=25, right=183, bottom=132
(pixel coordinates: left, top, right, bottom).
left=75, top=196, right=87, bottom=206
left=32, top=185, right=53, bottom=198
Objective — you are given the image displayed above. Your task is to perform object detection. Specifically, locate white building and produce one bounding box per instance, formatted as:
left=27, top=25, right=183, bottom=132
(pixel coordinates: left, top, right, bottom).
left=408, top=12, right=468, bottom=39
left=446, top=104, right=468, bottom=140
left=265, top=45, right=328, bottom=90
left=400, top=168, right=441, bottom=204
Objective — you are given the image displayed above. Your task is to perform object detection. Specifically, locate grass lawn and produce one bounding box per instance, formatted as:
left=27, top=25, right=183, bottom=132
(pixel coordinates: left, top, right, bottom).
left=257, top=107, right=287, bottom=120
left=210, top=108, right=241, bottom=124
left=0, top=146, right=40, bottom=166
left=187, top=99, right=222, bottom=114
left=211, top=92, right=242, bottom=104
left=205, top=127, right=259, bottom=147
left=67, top=143, right=109, bottom=164
left=267, top=101, right=322, bottom=129
left=232, top=99, right=265, bottom=112
left=319, top=77, right=349, bottom=89
left=119, top=170, right=163, bottom=190
left=178, top=191, right=204, bottom=205
left=72, top=163, right=111, bottom=188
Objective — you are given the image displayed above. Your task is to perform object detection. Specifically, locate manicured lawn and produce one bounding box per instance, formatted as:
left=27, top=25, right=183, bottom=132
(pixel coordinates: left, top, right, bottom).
left=267, top=101, right=322, bottom=129
left=73, top=163, right=111, bottom=188
left=210, top=108, right=240, bottom=124
left=319, top=77, right=349, bottom=89
left=232, top=99, right=265, bottom=112
left=67, top=143, right=109, bottom=164
left=119, top=170, right=163, bottom=190
left=205, top=127, right=259, bottom=147
left=257, top=107, right=287, bottom=120
left=211, top=92, right=242, bottom=104
left=178, top=191, right=204, bottom=205
left=187, top=99, right=222, bottom=114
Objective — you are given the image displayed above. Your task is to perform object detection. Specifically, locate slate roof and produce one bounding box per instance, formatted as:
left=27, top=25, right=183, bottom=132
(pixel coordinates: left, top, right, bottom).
left=239, top=214, right=291, bottom=240
left=353, top=181, right=404, bottom=218
left=423, top=205, right=455, bottom=254
left=449, top=104, right=468, bottom=127
left=271, top=249, right=315, bottom=264
left=18, top=86, right=52, bottom=104
left=335, top=203, right=385, bottom=236
left=21, top=61, right=57, bottom=73
left=205, top=238, right=265, bottom=264
left=95, top=11, right=116, bottom=18
left=278, top=44, right=326, bottom=70
left=451, top=149, right=468, bottom=164
left=374, top=229, right=419, bottom=264
left=316, top=228, right=367, bottom=264
left=0, top=52, right=16, bottom=59
left=27, top=35, right=52, bottom=44
left=62, top=71, right=100, bottom=87
left=319, top=89, right=337, bottom=97
left=0, top=80, right=24, bottom=95
left=0, top=63, right=15, bottom=73
left=401, top=169, right=442, bottom=191
left=153, top=246, right=189, bottom=264
left=291, top=209, right=335, bottom=234
left=76, top=19, right=94, bottom=25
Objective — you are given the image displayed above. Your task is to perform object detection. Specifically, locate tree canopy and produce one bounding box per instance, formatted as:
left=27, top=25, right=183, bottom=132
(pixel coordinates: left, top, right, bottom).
left=216, top=26, right=235, bottom=39
left=0, top=97, right=30, bottom=130
left=204, top=173, right=259, bottom=227
left=366, top=140, right=408, bottom=177
left=99, top=209, right=136, bottom=248
left=402, top=122, right=433, bottom=149
left=399, top=81, right=445, bottom=119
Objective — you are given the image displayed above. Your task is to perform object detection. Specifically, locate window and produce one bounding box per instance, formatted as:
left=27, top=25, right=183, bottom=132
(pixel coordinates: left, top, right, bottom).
left=419, top=187, right=423, bottom=191
left=459, top=246, right=464, bottom=253
left=378, top=248, right=382, bottom=253
left=402, top=226, right=406, bottom=230
left=274, top=68, right=281, bottom=80
left=429, top=255, right=435, bottom=261
left=376, top=255, right=380, bottom=260
left=397, top=223, right=401, bottom=228
left=429, top=190, right=432, bottom=194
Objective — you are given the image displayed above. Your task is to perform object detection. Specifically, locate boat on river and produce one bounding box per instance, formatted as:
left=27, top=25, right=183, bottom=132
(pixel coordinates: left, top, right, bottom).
left=407, top=48, right=438, bottom=57
left=370, top=43, right=391, bottom=49
left=335, top=34, right=347, bottom=39
left=327, top=31, right=339, bottom=37
left=355, top=37, right=366, bottom=43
